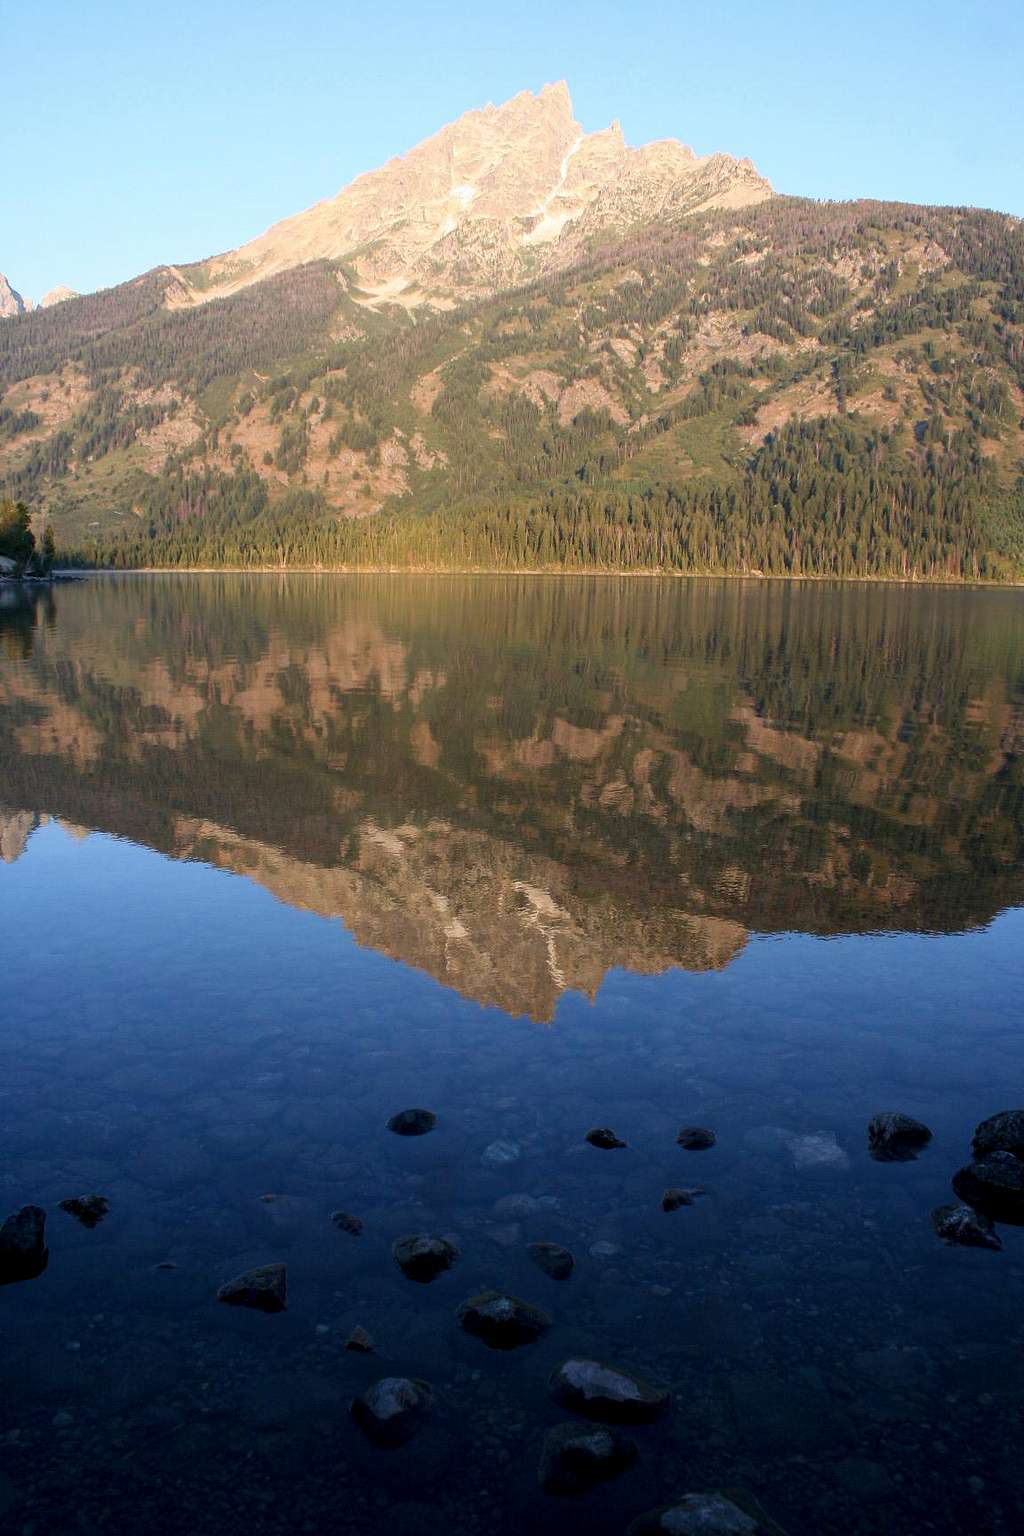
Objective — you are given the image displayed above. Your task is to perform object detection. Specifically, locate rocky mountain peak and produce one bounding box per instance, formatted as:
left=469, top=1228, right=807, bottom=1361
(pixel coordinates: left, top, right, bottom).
left=184, top=83, right=771, bottom=307
left=0, top=272, right=29, bottom=318
left=40, top=285, right=79, bottom=308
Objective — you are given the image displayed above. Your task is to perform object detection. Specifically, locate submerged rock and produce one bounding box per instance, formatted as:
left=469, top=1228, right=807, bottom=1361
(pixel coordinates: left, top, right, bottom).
left=351, top=1376, right=432, bottom=1447
left=867, top=1112, right=933, bottom=1162
left=627, top=1490, right=778, bottom=1535
left=216, top=1263, right=287, bottom=1313
left=662, top=1188, right=703, bottom=1212
left=676, top=1127, right=716, bottom=1151
left=0, top=1206, right=48, bottom=1285
left=345, top=1325, right=375, bottom=1353
left=931, top=1203, right=1002, bottom=1250
left=786, top=1131, right=848, bottom=1170
left=972, top=1109, right=1024, bottom=1161
left=549, top=1358, right=669, bottom=1423
left=952, top=1153, right=1024, bottom=1224
left=59, top=1194, right=110, bottom=1228
left=527, top=1241, right=575, bottom=1280
left=481, top=1139, right=521, bottom=1166
left=456, top=1291, right=552, bottom=1349
left=495, top=1193, right=544, bottom=1217
left=538, top=1421, right=637, bottom=1495
left=586, top=1127, right=627, bottom=1150
left=386, top=1108, right=437, bottom=1137
left=487, top=1222, right=522, bottom=1249
left=331, top=1209, right=364, bottom=1236
left=392, top=1233, right=460, bottom=1283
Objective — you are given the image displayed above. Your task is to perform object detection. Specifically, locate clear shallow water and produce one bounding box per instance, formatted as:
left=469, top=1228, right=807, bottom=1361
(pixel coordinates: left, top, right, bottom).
left=1, top=573, right=1023, bottom=1535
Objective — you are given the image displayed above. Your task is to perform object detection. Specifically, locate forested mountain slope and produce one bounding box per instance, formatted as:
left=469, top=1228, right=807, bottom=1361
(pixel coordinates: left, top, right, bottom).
left=2, top=98, right=1023, bottom=578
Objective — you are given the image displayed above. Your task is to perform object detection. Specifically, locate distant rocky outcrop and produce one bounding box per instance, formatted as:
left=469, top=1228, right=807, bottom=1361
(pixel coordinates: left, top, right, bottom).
left=0, top=271, right=29, bottom=318
left=39, top=285, right=79, bottom=308
left=0, top=274, right=79, bottom=313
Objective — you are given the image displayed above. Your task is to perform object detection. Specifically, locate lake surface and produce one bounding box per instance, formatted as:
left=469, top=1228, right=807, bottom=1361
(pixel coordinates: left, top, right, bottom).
left=1, top=573, right=1023, bottom=1536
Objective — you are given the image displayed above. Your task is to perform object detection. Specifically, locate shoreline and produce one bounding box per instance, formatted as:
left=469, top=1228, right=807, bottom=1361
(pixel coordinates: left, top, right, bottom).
left=60, top=566, right=1024, bottom=591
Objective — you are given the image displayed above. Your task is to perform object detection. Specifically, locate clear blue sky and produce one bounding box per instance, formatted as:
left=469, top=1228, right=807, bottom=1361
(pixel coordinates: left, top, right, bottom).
left=5, top=0, right=1023, bottom=302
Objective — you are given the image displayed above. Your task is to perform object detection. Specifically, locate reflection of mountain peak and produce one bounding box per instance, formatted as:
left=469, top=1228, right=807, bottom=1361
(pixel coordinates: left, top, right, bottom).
left=0, top=808, right=41, bottom=864
left=173, top=814, right=746, bottom=1022
left=2, top=576, right=1022, bottom=1015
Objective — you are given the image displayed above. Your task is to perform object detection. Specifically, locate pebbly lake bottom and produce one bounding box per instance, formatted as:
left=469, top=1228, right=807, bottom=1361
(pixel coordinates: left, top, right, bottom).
left=1, top=822, right=1023, bottom=1536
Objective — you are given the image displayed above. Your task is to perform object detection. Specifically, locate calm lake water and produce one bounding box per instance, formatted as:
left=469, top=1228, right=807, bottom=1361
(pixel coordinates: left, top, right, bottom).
left=1, top=573, right=1023, bottom=1536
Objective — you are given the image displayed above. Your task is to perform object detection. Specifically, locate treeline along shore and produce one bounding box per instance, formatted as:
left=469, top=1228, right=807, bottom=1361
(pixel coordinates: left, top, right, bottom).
left=69, top=419, right=1024, bottom=583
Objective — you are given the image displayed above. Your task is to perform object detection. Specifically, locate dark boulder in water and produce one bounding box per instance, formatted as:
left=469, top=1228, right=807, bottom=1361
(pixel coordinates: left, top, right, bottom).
left=972, top=1109, right=1024, bottom=1161
left=952, top=1152, right=1024, bottom=1225
left=627, top=1490, right=782, bottom=1534
left=345, top=1325, right=375, bottom=1352
left=216, top=1262, right=287, bottom=1313
left=387, top=1108, right=437, bottom=1137
left=392, top=1233, right=460, bottom=1283
left=456, top=1291, right=552, bottom=1349
left=549, top=1358, right=669, bottom=1423
left=331, top=1209, right=364, bottom=1236
left=351, top=1376, right=432, bottom=1447
left=931, top=1203, right=1002, bottom=1250
left=0, top=1205, right=48, bottom=1285
left=867, top=1112, right=932, bottom=1162
left=527, top=1241, right=575, bottom=1280
left=59, top=1194, right=110, bottom=1228
left=586, top=1127, right=627, bottom=1149
left=662, top=1187, right=703, bottom=1212
left=538, top=1420, right=637, bottom=1495
left=677, top=1126, right=716, bottom=1151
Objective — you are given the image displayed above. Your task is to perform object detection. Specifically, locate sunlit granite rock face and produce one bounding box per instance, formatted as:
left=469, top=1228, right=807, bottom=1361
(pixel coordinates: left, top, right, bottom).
left=39, top=285, right=79, bottom=308
left=1, top=576, right=1022, bottom=1018
left=0, top=272, right=29, bottom=318
left=187, top=83, right=771, bottom=307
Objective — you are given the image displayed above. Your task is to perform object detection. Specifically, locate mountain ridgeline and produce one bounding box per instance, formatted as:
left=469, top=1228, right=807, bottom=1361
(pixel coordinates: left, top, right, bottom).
left=1, top=85, right=1023, bottom=579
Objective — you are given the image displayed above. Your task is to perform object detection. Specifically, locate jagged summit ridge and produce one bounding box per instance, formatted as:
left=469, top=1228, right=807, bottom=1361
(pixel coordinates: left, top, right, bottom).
left=187, top=82, right=771, bottom=306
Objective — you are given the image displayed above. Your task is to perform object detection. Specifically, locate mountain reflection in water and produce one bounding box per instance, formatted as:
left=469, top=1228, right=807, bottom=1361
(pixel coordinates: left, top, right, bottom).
left=2, top=574, right=1022, bottom=1021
